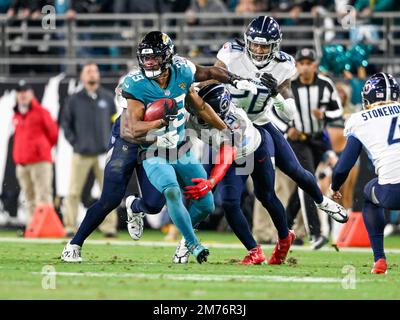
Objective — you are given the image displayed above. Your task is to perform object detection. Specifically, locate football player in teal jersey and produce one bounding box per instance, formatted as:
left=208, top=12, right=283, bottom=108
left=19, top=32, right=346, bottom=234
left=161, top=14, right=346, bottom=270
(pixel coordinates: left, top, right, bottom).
left=61, top=30, right=257, bottom=264
left=120, top=31, right=257, bottom=263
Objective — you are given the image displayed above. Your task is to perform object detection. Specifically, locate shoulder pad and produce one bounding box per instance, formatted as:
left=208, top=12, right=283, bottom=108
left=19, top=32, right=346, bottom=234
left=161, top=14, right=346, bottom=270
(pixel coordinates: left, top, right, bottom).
left=274, top=51, right=295, bottom=64
left=221, top=41, right=244, bottom=53
left=173, top=55, right=188, bottom=65
left=124, top=70, right=146, bottom=85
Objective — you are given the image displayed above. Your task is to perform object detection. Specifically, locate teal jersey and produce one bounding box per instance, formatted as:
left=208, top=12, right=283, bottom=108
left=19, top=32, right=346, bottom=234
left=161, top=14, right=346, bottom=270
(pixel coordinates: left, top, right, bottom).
left=121, top=56, right=196, bottom=149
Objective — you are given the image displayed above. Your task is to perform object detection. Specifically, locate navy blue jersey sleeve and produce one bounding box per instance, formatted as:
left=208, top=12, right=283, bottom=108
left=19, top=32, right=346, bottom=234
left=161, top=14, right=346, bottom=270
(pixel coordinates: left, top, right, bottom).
left=331, top=136, right=363, bottom=191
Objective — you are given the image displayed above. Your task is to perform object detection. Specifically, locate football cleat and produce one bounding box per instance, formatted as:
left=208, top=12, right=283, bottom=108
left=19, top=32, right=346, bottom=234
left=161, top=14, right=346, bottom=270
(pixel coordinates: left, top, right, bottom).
left=126, top=195, right=145, bottom=241
left=239, top=245, right=266, bottom=265
left=316, top=196, right=349, bottom=223
left=61, top=241, right=82, bottom=263
left=173, top=237, right=190, bottom=264
left=310, top=235, right=329, bottom=250
left=190, top=244, right=209, bottom=264
left=371, top=258, right=387, bottom=274
left=268, top=230, right=296, bottom=265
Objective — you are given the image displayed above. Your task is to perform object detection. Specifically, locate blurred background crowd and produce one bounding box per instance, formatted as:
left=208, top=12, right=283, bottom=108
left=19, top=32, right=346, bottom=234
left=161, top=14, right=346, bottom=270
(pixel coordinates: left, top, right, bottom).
left=0, top=0, right=400, bottom=248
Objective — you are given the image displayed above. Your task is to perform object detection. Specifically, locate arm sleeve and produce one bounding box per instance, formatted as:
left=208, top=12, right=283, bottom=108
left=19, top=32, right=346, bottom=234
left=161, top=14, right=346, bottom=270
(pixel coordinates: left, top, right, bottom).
left=121, top=76, right=145, bottom=104
left=42, top=109, right=59, bottom=147
left=331, top=136, right=363, bottom=191
left=209, top=143, right=237, bottom=185
left=61, top=97, right=76, bottom=146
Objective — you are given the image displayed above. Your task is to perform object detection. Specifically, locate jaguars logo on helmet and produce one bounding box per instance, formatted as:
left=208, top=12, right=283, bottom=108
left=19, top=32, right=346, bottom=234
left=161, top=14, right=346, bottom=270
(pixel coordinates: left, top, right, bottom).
left=136, top=31, right=176, bottom=79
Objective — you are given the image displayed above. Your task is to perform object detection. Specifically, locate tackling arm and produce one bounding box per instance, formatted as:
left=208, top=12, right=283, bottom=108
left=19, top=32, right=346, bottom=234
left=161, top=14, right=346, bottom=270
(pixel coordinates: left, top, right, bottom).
left=331, top=136, right=363, bottom=195
left=194, top=64, right=257, bottom=94
left=271, top=78, right=297, bottom=123
left=186, top=86, right=227, bottom=130
left=183, top=143, right=237, bottom=200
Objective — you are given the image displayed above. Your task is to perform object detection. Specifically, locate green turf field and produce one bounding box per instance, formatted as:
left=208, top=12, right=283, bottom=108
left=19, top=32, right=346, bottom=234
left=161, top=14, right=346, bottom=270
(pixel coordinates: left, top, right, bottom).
left=0, top=230, right=399, bottom=300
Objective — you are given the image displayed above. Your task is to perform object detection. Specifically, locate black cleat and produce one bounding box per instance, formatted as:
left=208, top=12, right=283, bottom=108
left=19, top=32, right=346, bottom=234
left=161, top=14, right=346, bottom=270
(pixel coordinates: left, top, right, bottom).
left=192, top=245, right=209, bottom=264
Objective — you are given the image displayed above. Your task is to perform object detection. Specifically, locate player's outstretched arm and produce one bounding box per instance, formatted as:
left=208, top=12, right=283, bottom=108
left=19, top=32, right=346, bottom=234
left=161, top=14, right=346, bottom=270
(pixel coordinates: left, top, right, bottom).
left=260, top=74, right=297, bottom=122
left=186, top=86, right=227, bottom=130
left=184, top=143, right=237, bottom=200
left=194, top=64, right=257, bottom=94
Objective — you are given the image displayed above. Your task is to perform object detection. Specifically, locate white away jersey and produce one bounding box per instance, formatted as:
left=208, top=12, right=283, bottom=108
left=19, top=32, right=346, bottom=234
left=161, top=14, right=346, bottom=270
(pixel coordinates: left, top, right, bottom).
left=217, top=41, right=297, bottom=125
left=187, top=104, right=262, bottom=159
left=344, top=102, right=400, bottom=184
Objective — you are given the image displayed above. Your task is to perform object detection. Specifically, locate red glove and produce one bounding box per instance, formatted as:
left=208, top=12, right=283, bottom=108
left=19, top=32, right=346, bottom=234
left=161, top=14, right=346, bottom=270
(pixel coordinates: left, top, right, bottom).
left=183, top=178, right=214, bottom=200
left=184, top=144, right=237, bottom=200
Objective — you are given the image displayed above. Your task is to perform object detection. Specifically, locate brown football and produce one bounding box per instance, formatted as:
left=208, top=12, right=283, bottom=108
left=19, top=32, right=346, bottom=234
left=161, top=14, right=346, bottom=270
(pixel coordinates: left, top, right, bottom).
left=144, top=98, right=175, bottom=121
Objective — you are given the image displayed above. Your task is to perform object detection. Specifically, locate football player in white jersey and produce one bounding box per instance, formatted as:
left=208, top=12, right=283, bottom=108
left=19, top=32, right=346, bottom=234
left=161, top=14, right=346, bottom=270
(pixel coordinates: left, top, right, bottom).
left=213, top=16, right=349, bottom=229
left=331, top=73, right=400, bottom=274
left=174, top=83, right=295, bottom=265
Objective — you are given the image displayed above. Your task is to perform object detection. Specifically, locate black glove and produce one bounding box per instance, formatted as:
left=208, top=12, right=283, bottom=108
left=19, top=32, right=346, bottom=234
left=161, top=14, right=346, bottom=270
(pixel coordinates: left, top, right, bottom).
left=260, top=73, right=278, bottom=97
left=163, top=99, right=178, bottom=122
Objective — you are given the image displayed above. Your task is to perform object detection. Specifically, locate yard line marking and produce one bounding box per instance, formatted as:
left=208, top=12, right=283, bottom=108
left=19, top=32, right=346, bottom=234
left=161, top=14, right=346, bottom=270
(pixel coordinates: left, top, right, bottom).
left=2, top=237, right=400, bottom=254
left=31, top=271, right=351, bottom=283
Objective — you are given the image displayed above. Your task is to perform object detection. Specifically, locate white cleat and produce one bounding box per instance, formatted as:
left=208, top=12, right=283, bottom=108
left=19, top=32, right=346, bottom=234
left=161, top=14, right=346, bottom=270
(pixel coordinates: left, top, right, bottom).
left=126, top=195, right=145, bottom=241
left=61, top=241, right=82, bottom=262
left=316, top=196, right=349, bottom=223
left=173, top=237, right=190, bottom=264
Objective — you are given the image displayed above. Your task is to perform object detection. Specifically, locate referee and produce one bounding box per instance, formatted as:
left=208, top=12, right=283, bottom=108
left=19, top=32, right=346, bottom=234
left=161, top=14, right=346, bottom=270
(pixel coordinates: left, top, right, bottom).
left=286, top=48, right=344, bottom=249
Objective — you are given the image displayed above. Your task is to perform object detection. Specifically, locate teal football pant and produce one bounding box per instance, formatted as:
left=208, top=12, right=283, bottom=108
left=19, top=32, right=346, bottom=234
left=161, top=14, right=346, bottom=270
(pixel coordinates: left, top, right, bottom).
left=143, top=150, right=215, bottom=249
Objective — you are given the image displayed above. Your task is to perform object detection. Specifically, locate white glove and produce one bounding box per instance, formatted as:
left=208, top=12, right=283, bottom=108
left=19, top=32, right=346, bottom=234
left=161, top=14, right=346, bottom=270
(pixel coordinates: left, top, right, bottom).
left=233, top=79, right=258, bottom=95
left=273, top=94, right=296, bottom=123
left=156, top=130, right=179, bottom=149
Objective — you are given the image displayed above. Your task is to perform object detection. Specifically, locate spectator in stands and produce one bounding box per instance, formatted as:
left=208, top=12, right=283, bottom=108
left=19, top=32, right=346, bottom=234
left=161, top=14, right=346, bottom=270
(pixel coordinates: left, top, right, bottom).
left=185, top=0, right=228, bottom=57
left=288, top=0, right=334, bottom=20
left=234, top=0, right=266, bottom=13
left=6, top=0, right=36, bottom=18
left=168, top=0, right=192, bottom=12
left=62, top=63, right=118, bottom=238
left=354, top=0, right=399, bottom=17
left=65, top=0, right=114, bottom=67
left=12, top=81, right=59, bottom=225
left=113, top=0, right=157, bottom=13
left=0, top=0, right=11, bottom=13
left=351, top=0, right=399, bottom=50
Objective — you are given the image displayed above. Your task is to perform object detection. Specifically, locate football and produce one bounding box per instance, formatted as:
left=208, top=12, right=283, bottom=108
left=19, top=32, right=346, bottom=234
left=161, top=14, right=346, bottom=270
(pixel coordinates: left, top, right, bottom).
left=144, top=98, right=176, bottom=121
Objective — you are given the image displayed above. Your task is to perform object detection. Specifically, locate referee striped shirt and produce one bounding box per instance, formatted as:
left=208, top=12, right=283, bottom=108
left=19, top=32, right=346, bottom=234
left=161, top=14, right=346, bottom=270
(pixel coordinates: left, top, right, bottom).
left=271, top=73, right=343, bottom=133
